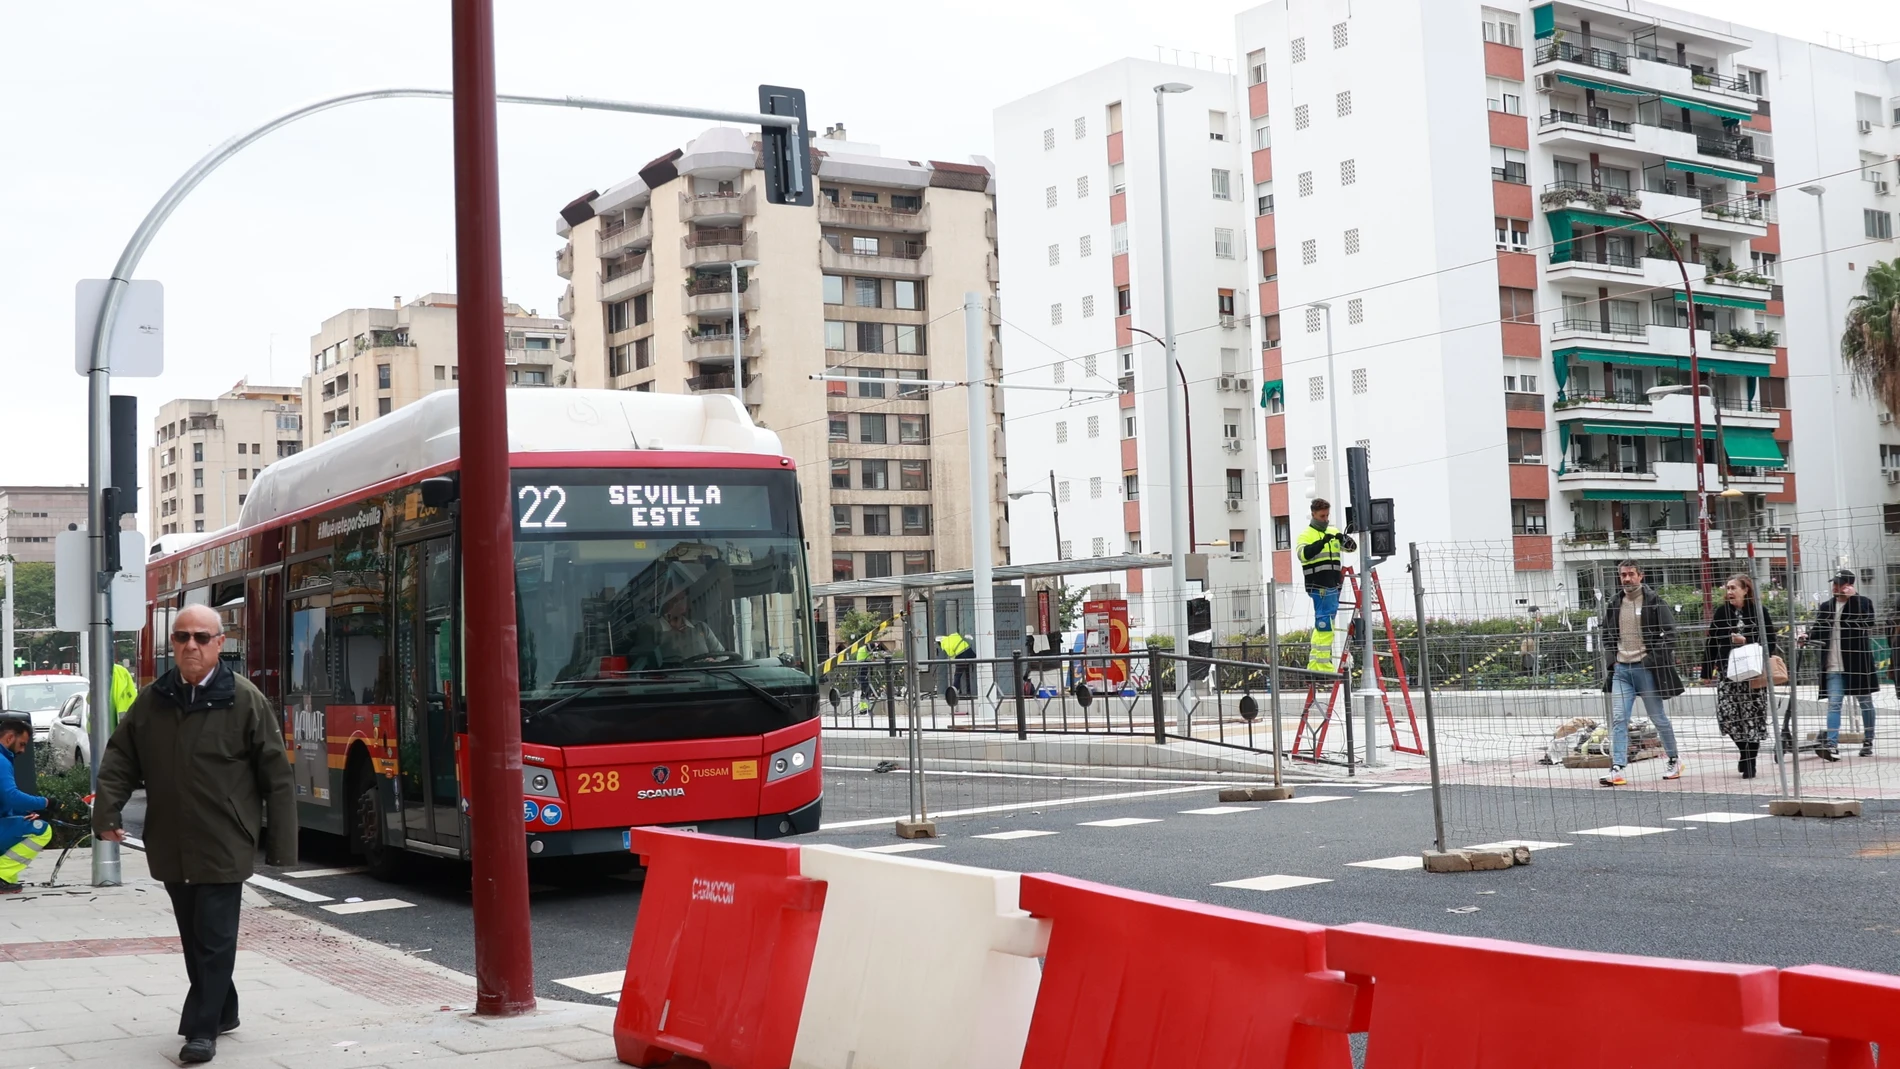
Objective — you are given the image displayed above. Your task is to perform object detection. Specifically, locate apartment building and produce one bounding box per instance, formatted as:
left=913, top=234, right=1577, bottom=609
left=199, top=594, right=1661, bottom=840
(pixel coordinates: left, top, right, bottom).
left=995, top=61, right=1266, bottom=634
left=0, top=486, right=89, bottom=563
left=1230, top=0, right=1900, bottom=613
left=149, top=382, right=303, bottom=536
left=554, top=125, right=1006, bottom=652
left=304, top=294, right=569, bottom=447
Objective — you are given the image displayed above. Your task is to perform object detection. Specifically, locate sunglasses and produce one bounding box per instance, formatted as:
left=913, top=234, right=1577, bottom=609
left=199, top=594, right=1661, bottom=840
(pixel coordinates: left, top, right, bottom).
left=171, top=630, right=221, bottom=646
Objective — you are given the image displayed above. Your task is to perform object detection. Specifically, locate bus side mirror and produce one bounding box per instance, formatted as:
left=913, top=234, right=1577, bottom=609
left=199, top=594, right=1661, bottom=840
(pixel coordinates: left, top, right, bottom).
left=421, top=476, right=459, bottom=508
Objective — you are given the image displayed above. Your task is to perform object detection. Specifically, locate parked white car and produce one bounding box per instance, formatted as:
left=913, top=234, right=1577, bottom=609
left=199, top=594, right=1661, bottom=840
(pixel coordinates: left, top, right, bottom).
left=1, top=675, right=89, bottom=743
left=47, top=692, right=92, bottom=774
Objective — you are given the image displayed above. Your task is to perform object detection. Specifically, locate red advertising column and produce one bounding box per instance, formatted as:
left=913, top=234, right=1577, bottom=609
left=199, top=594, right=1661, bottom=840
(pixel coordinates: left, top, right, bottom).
left=450, top=0, right=535, bottom=1015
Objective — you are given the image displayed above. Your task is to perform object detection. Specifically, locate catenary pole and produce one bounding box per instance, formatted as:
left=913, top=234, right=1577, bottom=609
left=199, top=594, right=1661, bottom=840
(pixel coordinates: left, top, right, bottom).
left=965, top=293, right=996, bottom=714
left=451, top=0, right=534, bottom=1016
left=1154, top=84, right=1193, bottom=731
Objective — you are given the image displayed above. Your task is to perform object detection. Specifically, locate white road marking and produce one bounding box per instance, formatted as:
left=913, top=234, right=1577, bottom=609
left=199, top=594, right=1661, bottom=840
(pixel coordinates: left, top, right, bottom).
left=1347, top=855, right=1425, bottom=871
left=1214, top=874, right=1333, bottom=892
left=281, top=867, right=368, bottom=880
left=1179, top=806, right=1258, bottom=816
left=1573, top=826, right=1674, bottom=838
left=553, top=970, right=626, bottom=1002
left=972, top=829, right=1059, bottom=841
left=1273, top=795, right=1352, bottom=804
left=245, top=874, right=333, bottom=904
left=319, top=898, right=416, bottom=915
left=1466, top=840, right=1571, bottom=851
left=1077, top=817, right=1163, bottom=828
left=820, top=783, right=1220, bottom=830
left=860, top=842, right=946, bottom=854
left=1671, top=811, right=1770, bottom=824
left=1358, top=785, right=1432, bottom=794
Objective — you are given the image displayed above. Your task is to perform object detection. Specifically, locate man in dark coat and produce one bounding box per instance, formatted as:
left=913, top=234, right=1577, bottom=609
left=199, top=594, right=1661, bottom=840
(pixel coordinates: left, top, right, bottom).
left=94, top=604, right=297, bottom=1064
left=1804, top=570, right=1878, bottom=760
left=1596, top=561, right=1685, bottom=786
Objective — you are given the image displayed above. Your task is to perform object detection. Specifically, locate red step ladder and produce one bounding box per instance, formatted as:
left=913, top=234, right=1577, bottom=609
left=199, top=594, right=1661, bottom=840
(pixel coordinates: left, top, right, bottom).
left=1292, top=566, right=1425, bottom=761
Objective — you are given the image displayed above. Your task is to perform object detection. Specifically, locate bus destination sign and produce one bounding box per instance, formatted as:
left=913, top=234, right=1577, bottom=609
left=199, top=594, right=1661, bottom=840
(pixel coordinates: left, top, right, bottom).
left=514, top=481, right=775, bottom=533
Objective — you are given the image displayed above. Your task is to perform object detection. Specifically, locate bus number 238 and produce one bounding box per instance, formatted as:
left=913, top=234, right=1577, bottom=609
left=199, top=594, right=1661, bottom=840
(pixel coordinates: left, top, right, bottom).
left=517, top=485, right=569, bottom=528
left=575, top=771, right=620, bottom=795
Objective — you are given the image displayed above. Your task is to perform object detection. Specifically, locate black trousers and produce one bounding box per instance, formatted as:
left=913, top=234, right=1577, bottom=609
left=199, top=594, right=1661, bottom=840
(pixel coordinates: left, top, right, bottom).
left=165, top=882, right=242, bottom=1040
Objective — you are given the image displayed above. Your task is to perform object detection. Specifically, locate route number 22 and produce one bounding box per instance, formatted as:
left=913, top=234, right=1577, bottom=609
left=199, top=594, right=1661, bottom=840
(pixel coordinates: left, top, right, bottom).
left=517, top=485, right=569, bottom=528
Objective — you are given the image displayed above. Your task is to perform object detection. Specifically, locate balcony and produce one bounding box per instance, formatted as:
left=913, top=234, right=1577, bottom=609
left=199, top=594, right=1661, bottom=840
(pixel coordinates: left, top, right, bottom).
left=685, top=370, right=758, bottom=394
left=555, top=243, right=574, bottom=280
left=684, top=329, right=762, bottom=362
left=682, top=229, right=758, bottom=268
left=818, top=238, right=932, bottom=279
left=684, top=281, right=761, bottom=316
left=1550, top=317, right=1650, bottom=345
left=598, top=214, right=651, bottom=258
left=680, top=186, right=757, bottom=224
left=1539, top=180, right=1643, bottom=214
left=1696, top=198, right=1770, bottom=237
left=1538, top=110, right=1635, bottom=144
left=1710, top=328, right=1779, bottom=357
left=556, top=286, right=575, bottom=320
left=1534, top=40, right=1630, bottom=74
left=818, top=199, right=931, bottom=234
left=598, top=256, right=652, bottom=303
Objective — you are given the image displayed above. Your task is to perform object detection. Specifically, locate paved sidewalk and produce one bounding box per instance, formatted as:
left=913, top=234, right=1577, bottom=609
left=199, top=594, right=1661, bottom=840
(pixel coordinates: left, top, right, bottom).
left=3, top=849, right=621, bottom=1068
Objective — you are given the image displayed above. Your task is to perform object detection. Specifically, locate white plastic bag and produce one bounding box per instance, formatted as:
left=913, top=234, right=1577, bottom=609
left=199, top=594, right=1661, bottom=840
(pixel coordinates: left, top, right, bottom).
left=1728, top=642, right=1764, bottom=682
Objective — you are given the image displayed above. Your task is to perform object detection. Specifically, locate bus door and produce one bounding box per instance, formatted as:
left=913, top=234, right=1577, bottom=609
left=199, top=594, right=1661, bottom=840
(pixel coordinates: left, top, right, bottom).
left=285, top=586, right=334, bottom=807
left=395, top=535, right=461, bottom=850
left=245, top=567, right=284, bottom=728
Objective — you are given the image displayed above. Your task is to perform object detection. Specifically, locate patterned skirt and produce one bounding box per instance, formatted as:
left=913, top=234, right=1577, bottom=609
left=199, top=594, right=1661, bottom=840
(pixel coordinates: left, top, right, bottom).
left=1716, top=675, right=1768, bottom=744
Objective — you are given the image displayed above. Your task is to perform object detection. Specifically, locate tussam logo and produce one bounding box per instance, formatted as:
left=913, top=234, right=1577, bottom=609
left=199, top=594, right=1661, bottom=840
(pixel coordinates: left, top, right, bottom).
left=317, top=507, right=383, bottom=541
left=690, top=877, right=735, bottom=905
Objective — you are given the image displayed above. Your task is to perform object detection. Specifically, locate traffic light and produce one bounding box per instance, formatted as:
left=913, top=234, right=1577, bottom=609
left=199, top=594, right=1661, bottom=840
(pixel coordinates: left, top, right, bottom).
left=1345, top=446, right=1372, bottom=532
left=1368, top=497, right=1396, bottom=558
left=758, top=85, right=813, bottom=206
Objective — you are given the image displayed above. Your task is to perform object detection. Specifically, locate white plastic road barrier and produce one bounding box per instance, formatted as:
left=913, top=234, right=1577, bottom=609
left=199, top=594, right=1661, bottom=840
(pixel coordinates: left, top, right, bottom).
left=791, top=845, right=1050, bottom=1069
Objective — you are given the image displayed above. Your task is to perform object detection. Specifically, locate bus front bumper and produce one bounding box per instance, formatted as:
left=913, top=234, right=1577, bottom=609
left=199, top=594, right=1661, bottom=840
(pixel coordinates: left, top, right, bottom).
left=524, top=797, right=823, bottom=858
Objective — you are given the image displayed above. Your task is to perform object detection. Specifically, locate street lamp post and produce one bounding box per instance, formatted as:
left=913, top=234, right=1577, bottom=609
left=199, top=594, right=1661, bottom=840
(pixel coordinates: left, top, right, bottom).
left=1798, top=184, right=1849, bottom=517
left=1314, top=302, right=1341, bottom=508
left=1621, top=209, right=1712, bottom=621
left=1006, top=472, right=1063, bottom=582
left=1130, top=327, right=1197, bottom=550
left=729, top=258, right=759, bottom=406
left=1154, top=81, right=1194, bottom=727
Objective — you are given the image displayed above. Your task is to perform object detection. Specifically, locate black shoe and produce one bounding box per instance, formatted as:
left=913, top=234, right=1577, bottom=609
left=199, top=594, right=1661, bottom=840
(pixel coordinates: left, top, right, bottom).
left=0, top=880, right=21, bottom=895
left=219, top=1018, right=239, bottom=1035
left=1818, top=747, right=1841, bottom=763
left=1742, top=759, right=1757, bottom=779
left=179, top=1038, right=217, bottom=1064
left=1860, top=741, right=1875, bottom=757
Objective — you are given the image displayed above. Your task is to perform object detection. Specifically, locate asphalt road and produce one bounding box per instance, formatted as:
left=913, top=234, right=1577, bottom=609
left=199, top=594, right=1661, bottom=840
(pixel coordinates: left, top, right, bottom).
left=181, top=770, right=1900, bottom=1008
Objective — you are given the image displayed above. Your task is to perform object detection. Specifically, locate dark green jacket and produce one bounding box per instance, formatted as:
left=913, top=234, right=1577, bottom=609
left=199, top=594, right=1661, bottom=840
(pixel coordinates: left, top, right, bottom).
left=94, top=663, right=297, bottom=884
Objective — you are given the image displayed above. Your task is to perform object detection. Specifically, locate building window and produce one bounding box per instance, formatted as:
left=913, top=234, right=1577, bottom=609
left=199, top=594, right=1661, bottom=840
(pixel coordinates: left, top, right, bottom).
left=1079, top=234, right=1093, bottom=259
left=1248, top=48, right=1266, bottom=85
left=1294, top=105, right=1310, bottom=131
left=1291, top=37, right=1307, bottom=63
left=1340, top=159, right=1356, bottom=186
left=1309, top=376, right=1325, bottom=401
left=1263, top=314, right=1281, bottom=348
left=858, top=321, right=885, bottom=352
left=1054, top=362, right=1066, bottom=384
left=192, top=468, right=204, bottom=488
left=1123, top=414, right=1137, bottom=438
left=829, top=418, right=848, bottom=442
left=1045, top=185, right=1058, bottom=208
left=823, top=275, right=845, bottom=304
left=859, top=368, right=887, bottom=399
left=824, top=320, right=847, bottom=350
left=1214, top=228, right=1235, bottom=259
left=1073, top=115, right=1088, bottom=139
left=1050, top=302, right=1064, bottom=326
left=1077, top=175, right=1090, bottom=198
left=1257, top=185, right=1274, bottom=216
left=1495, top=215, right=1530, bottom=249
left=895, top=325, right=925, bottom=354
left=863, top=551, right=893, bottom=578
left=1298, top=171, right=1313, bottom=197
left=1301, top=239, right=1317, bottom=265
left=1482, top=7, right=1519, bottom=45
left=193, top=494, right=204, bottom=514
left=1507, top=428, right=1544, bottom=463
left=1306, top=308, right=1323, bottom=333
left=902, top=506, right=931, bottom=534
left=1112, top=222, right=1129, bottom=254
left=895, top=280, right=923, bottom=310
left=1212, top=169, right=1232, bottom=200
left=1117, top=286, right=1131, bottom=315
left=901, top=460, right=929, bottom=490
left=1047, top=242, right=1062, bottom=267
left=237, top=443, right=248, bottom=455
left=1057, top=480, right=1072, bottom=504
left=904, top=551, right=934, bottom=574
left=1087, top=415, right=1103, bottom=440
left=1083, top=536, right=1103, bottom=558
left=859, top=413, right=887, bottom=444
left=1333, top=21, right=1349, bottom=48
left=1271, top=448, right=1288, bottom=478
left=1110, top=161, right=1126, bottom=193
left=635, top=337, right=651, bottom=369
left=608, top=300, right=631, bottom=333
left=1082, top=294, right=1096, bottom=318
left=1348, top=298, right=1364, bottom=324
left=1056, top=421, right=1069, bottom=444
left=377, top=397, right=392, bottom=416
left=1866, top=210, right=1894, bottom=240
left=1043, top=128, right=1055, bottom=150
left=1352, top=368, right=1368, bottom=395
left=860, top=459, right=890, bottom=490
left=852, top=235, right=879, bottom=255
left=1313, top=445, right=1328, bottom=463
left=1486, top=77, right=1523, bottom=116
left=833, top=553, right=854, bottom=582
left=851, top=190, right=879, bottom=205
left=1344, top=228, right=1361, bottom=255
left=1336, top=91, right=1352, bottom=117
left=1260, top=246, right=1278, bottom=281
left=1124, top=473, right=1140, bottom=500
left=854, top=277, right=881, bottom=307
left=832, top=505, right=852, bottom=534
left=434, top=365, right=447, bottom=381
left=1511, top=499, right=1547, bottom=535
left=1218, top=289, right=1237, bottom=317
left=1274, top=516, right=1292, bottom=550
left=377, top=364, right=391, bottom=389
left=898, top=415, right=928, bottom=443
left=1499, top=286, right=1537, bottom=324
left=831, top=459, right=850, bottom=489
left=1223, top=408, right=1243, bottom=438
left=1208, top=110, right=1227, bottom=141
left=862, top=507, right=892, bottom=536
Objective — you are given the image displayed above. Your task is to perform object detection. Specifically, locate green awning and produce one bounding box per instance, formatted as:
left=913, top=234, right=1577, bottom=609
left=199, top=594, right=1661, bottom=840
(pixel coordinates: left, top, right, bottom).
left=1552, top=346, right=1770, bottom=378
left=1575, top=421, right=1716, bottom=438
left=1581, top=490, right=1689, bottom=502
left=1722, top=427, right=1787, bottom=468
left=1659, top=95, right=1753, bottom=123
left=1697, top=357, right=1772, bottom=377
left=1558, top=74, right=1643, bottom=96
left=1548, top=207, right=1640, bottom=231
left=1260, top=379, right=1284, bottom=407
left=1532, top=4, right=1555, bottom=38
left=1673, top=290, right=1769, bottom=310
left=1664, top=158, right=1758, bottom=184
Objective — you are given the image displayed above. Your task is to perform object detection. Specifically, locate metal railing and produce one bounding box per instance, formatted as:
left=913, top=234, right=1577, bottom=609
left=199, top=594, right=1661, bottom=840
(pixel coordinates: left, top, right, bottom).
left=1540, top=110, right=1633, bottom=134
left=1694, top=136, right=1756, bottom=162
left=1561, top=456, right=1654, bottom=475
left=1491, top=165, right=1527, bottom=184
left=1553, top=317, right=1647, bottom=338
left=1556, top=388, right=1648, bottom=407
left=1550, top=246, right=1641, bottom=268
left=684, top=227, right=746, bottom=248
left=1536, top=40, right=1630, bottom=72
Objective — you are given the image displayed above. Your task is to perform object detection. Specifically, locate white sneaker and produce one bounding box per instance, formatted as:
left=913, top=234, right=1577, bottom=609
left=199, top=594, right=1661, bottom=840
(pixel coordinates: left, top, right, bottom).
left=1663, top=758, right=1685, bottom=780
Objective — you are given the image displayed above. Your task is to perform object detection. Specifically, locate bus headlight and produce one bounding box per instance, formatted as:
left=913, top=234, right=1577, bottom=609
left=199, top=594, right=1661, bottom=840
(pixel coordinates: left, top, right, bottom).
left=523, top=768, right=558, bottom=797
left=766, top=738, right=817, bottom=783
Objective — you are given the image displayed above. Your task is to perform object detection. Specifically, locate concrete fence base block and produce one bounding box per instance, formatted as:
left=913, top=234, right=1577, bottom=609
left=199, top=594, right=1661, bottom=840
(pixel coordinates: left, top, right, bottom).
left=1422, top=851, right=1473, bottom=873
left=1248, top=786, right=1296, bottom=801
left=895, top=819, right=940, bottom=839
left=1217, top=788, right=1255, bottom=803
left=1511, top=845, right=1533, bottom=866
left=1424, top=846, right=1528, bottom=873
left=1768, top=798, right=1862, bottom=818
left=1466, top=848, right=1515, bottom=871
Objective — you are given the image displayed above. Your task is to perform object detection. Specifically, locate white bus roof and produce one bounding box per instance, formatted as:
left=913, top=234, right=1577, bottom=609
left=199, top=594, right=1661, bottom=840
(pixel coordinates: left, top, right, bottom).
left=238, top=388, right=782, bottom=531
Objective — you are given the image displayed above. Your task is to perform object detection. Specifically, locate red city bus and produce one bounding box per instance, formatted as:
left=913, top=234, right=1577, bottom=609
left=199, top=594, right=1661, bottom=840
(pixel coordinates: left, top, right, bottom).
left=145, top=389, right=821, bottom=875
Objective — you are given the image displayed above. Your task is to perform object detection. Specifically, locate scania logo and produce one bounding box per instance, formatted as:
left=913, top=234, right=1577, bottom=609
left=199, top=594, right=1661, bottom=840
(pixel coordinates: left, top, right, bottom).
left=651, top=766, right=671, bottom=785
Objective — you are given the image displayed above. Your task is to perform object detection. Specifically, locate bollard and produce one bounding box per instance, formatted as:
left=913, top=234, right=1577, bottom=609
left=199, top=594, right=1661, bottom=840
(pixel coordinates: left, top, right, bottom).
left=1149, top=647, right=1167, bottom=744
left=1013, top=650, right=1029, bottom=741
left=883, top=653, right=897, bottom=738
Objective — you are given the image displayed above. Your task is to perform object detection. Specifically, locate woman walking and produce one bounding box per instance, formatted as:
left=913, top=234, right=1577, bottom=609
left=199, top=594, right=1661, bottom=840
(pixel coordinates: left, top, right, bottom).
left=1703, top=573, right=1774, bottom=779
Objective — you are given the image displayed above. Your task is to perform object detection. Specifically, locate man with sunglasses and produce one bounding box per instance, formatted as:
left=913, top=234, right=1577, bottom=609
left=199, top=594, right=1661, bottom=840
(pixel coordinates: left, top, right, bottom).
left=93, top=604, right=296, bottom=1064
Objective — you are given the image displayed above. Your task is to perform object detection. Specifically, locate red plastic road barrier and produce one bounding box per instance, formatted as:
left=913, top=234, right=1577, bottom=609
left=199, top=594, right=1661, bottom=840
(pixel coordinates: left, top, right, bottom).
left=1780, top=965, right=1898, bottom=1069
left=1326, top=923, right=1831, bottom=1069
left=613, top=828, right=826, bottom=1068
left=1017, top=873, right=1363, bottom=1068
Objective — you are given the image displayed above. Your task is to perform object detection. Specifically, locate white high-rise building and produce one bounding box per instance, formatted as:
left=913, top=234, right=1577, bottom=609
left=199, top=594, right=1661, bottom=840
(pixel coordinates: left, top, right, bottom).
left=1000, top=2, right=1900, bottom=629
left=996, top=61, right=1263, bottom=635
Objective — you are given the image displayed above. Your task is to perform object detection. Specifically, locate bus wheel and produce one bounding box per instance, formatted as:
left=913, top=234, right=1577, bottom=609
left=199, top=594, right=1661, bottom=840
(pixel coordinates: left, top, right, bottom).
left=348, top=761, right=403, bottom=880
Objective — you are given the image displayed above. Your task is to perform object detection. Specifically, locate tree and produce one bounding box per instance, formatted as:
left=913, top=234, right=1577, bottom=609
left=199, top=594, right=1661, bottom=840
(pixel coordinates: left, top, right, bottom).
left=1841, top=258, right=1900, bottom=416
left=1054, top=587, right=1089, bottom=631
left=835, top=609, right=886, bottom=649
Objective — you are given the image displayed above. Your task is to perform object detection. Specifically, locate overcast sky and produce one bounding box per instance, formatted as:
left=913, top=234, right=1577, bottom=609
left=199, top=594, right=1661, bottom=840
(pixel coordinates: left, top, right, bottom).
left=2, top=1, right=1893, bottom=497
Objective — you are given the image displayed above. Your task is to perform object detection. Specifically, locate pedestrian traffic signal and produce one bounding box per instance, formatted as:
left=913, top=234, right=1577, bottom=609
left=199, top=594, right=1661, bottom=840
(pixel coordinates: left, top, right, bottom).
left=758, top=85, right=813, bottom=207
left=1345, top=446, right=1372, bottom=532
left=1367, top=498, right=1396, bottom=559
